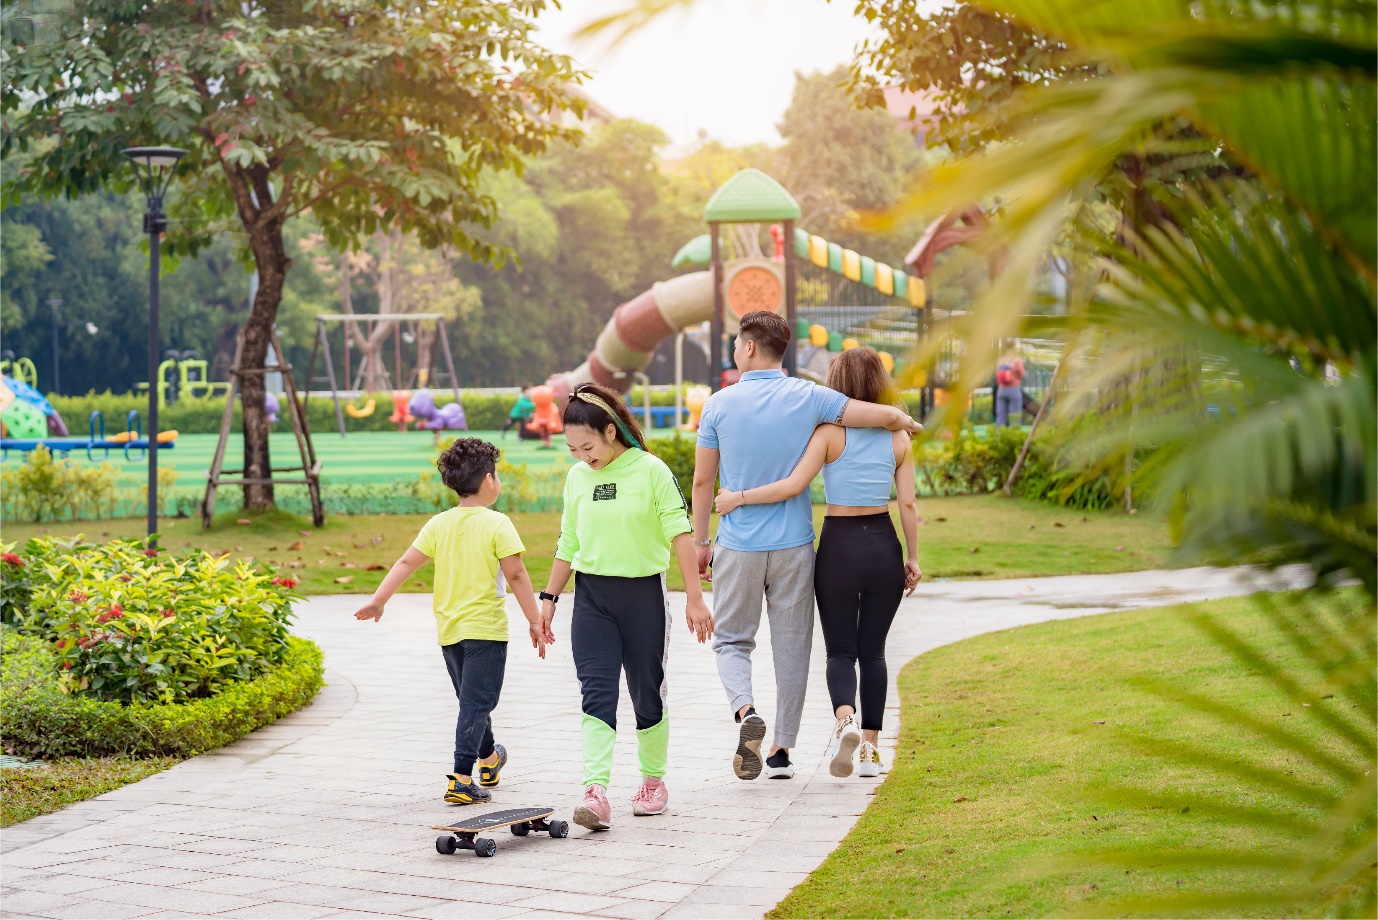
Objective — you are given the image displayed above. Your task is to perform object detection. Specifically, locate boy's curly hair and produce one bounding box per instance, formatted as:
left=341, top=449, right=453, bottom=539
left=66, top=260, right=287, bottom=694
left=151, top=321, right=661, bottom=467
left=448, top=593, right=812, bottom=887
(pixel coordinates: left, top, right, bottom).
left=436, top=438, right=500, bottom=497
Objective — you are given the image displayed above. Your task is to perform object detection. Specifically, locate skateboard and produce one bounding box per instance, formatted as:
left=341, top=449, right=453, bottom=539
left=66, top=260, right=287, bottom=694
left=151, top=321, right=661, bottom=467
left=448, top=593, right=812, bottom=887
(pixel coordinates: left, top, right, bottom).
left=432, top=807, right=569, bottom=858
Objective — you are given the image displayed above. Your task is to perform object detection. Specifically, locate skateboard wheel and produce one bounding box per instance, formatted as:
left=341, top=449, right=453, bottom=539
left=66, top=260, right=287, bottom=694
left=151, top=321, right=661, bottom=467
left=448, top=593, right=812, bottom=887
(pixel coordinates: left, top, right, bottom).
left=548, top=820, right=569, bottom=839
left=474, top=837, right=496, bottom=857
left=511, top=821, right=530, bottom=837
left=436, top=835, right=457, bottom=855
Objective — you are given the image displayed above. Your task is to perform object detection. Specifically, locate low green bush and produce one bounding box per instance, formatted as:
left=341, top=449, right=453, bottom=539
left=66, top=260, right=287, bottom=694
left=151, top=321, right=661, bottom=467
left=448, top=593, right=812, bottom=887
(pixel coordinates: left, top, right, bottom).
left=652, top=432, right=698, bottom=507
left=0, top=629, right=323, bottom=759
left=914, top=427, right=1125, bottom=510
left=5, top=537, right=300, bottom=704
left=0, top=446, right=122, bottom=522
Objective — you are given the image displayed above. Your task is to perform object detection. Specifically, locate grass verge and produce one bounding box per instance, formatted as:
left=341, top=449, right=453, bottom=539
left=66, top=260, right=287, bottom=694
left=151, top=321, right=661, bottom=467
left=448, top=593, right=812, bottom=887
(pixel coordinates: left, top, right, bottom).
left=2, top=494, right=1172, bottom=596
left=1, top=756, right=180, bottom=827
left=771, top=592, right=1370, bottom=918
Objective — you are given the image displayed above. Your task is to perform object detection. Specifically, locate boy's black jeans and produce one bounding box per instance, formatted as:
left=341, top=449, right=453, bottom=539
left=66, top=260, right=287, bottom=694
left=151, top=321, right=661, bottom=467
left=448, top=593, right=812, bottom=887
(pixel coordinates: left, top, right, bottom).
left=440, top=639, right=507, bottom=776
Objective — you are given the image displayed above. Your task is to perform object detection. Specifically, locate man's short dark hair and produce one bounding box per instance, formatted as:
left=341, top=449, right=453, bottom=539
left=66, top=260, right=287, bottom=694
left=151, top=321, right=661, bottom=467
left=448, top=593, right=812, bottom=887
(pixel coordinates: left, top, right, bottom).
left=737, top=311, right=790, bottom=360
left=436, top=438, right=500, bottom=497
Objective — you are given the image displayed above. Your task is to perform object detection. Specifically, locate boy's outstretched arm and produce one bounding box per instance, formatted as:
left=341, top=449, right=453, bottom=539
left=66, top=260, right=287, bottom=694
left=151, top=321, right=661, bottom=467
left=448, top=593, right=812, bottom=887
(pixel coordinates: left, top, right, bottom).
left=499, top=554, right=550, bottom=658
left=355, top=547, right=429, bottom=621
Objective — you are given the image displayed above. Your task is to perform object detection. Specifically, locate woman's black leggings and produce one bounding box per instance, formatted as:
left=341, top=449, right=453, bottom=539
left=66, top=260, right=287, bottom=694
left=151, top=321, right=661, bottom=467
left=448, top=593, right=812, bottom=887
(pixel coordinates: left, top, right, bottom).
left=814, top=512, right=905, bottom=731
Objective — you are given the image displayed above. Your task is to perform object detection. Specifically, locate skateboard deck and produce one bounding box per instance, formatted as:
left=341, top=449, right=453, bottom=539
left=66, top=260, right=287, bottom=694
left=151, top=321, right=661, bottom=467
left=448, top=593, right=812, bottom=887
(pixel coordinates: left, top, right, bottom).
left=432, top=807, right=568, bottom=857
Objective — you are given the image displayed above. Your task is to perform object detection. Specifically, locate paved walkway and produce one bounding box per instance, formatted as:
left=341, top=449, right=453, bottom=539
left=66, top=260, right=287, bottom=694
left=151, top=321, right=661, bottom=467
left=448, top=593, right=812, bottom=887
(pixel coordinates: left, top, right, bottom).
left=2, top=566, right=1308, bottom=920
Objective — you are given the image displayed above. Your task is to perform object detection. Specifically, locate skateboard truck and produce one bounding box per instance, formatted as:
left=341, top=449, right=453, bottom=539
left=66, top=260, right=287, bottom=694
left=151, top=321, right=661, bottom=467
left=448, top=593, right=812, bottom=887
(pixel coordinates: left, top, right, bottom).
left=433, top=808, right=569, bottom=858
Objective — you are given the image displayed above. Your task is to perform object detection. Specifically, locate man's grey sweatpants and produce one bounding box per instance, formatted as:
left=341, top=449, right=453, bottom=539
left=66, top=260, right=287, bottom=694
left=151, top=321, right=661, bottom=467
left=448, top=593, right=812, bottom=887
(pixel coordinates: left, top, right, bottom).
left=710, top=543, right=815, bottom=750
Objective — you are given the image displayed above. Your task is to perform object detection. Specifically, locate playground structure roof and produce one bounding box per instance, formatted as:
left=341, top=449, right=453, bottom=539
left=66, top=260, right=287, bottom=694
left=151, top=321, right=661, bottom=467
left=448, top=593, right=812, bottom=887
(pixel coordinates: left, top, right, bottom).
left=703, top=169, right=801, bottom=223
left=672, top=234, right=712, bottom=268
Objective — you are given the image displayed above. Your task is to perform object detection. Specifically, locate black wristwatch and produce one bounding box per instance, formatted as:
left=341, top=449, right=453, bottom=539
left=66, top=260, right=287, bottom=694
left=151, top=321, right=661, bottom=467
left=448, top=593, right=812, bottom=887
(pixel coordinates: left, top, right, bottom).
left=538, top=591, right=560, bottom=603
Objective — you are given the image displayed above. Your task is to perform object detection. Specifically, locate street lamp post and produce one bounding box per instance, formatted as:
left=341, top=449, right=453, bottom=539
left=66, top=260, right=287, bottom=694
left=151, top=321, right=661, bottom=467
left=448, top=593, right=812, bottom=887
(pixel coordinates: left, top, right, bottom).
left=46, top=298, right=62, bottom=395
left=122, top=146, right=188, bottom=544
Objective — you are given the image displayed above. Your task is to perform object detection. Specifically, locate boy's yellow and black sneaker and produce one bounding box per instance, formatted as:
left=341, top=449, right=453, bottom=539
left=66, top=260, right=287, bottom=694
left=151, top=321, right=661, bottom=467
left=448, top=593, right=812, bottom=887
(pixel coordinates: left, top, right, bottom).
left=477, top=744, right=508, bottom=788
left=443, top=774, right=492, bottom=805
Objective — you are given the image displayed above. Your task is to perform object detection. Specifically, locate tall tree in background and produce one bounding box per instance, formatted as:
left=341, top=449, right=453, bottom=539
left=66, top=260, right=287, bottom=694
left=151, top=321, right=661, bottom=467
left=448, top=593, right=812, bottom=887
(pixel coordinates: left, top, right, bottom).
left=2, top=0, right=578, bottom=510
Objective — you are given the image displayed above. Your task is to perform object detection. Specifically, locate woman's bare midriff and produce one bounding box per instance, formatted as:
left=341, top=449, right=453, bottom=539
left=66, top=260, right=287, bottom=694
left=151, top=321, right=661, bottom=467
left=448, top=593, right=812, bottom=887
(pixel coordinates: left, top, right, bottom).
left=824, top=503, right=891, bottom=517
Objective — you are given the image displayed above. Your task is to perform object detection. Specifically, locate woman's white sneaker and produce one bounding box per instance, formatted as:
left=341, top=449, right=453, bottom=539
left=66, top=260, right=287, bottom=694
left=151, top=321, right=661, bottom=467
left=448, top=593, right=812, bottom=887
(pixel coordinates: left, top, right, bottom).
left=829, top=715, right=862, bottom=777
left=857, top=741, right=882, bottom=777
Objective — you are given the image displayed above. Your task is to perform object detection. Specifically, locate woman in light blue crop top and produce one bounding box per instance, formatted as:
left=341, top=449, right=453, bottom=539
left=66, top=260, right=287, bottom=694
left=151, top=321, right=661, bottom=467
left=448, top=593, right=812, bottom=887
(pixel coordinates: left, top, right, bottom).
left=715, top=348, right=921, bottom=779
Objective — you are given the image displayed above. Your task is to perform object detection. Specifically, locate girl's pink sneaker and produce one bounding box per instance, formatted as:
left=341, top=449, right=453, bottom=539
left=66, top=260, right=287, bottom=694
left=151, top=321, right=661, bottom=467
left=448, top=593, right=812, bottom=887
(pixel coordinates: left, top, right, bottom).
left=631, top=776, right=669, bottom=816
left=573, top=784, right=612, bottom=830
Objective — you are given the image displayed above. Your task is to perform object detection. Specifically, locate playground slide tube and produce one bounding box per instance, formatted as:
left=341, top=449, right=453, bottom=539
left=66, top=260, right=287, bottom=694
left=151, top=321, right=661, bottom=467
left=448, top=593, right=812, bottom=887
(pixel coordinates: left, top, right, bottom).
left=548, top=270, right=719, bottom=403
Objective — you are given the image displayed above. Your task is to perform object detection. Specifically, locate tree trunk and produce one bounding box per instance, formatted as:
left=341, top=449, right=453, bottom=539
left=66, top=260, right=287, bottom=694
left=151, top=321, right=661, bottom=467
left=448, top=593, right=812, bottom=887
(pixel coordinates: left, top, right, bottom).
left=241, top=220, right=291, bottom=511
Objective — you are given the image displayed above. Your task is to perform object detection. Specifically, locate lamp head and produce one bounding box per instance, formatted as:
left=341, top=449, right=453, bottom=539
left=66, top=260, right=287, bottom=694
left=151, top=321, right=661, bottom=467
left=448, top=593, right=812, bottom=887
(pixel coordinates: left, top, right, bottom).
left=121, top=146, right=188, bottom=210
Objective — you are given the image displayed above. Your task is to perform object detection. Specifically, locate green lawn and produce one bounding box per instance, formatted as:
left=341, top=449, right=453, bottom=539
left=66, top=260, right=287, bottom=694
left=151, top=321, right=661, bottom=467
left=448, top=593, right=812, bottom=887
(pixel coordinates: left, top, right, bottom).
left=0, top=756, right=181, bottom=827
left=1, top=494, right=1172, bottom=596
left=772, top=592, right=1372, bottom=918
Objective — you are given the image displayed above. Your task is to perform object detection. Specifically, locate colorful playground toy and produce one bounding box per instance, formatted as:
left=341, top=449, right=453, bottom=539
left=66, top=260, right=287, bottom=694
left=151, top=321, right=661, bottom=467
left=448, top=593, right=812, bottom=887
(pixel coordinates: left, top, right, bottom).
left=0, top=409, right=176, bottom=461
left=683, top=385, right=709, bottom=431
left=1, top=375, right=70, bottom=437
left=344, top=398, right=376, bottom=418
left=265, top=391, right=281, bottom=424
left=409, top=389, right=468, bottom=431
left=523, top=385, right=563, bottom=444
left=389, top=391, right=415, bottom=432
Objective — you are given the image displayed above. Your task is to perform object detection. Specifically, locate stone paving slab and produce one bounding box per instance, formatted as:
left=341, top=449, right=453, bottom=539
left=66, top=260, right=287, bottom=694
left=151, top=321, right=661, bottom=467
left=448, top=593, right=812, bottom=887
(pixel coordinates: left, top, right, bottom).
left=1, top=565, right=1308, bottom=920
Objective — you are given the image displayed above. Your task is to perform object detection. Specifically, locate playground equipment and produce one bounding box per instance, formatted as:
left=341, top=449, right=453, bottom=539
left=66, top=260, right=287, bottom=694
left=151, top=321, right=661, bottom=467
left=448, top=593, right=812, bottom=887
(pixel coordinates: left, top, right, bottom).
left=344, top=398, right=376, bottom=418
left=136, top=353, right=231, bottom=408
left=308, top=313, right=462, bottom=438
left=683, top=385, right=709, bottom=431
left=547, top=169, right=928, bottom=403
left=0, top=357, right=38, bottom=388
left=0, top=409, right=177, bottom=461
left=1, top=375, right=70, bottom=437
left=202, top=327, right=323, bottom=528
left=265, top=391, right=280, bottom=424
left=409, top=389, right=468, bottom=431
left=389, top=391, right=415, bottom=431
left=524, top=386, right=563, bottom=440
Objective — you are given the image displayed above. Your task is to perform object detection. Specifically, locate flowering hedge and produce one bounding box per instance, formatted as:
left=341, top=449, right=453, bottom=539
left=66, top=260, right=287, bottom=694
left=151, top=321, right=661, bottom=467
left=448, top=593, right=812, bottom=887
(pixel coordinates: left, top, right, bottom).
left=2, top=538, right=302, bottom=705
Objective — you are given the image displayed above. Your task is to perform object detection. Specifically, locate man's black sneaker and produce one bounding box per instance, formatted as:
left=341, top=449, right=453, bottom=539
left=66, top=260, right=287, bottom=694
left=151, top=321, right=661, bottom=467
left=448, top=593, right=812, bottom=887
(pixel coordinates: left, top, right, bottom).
left=734, top=710, right=767, bottom=780
left=765, top=749, right=794, bottom=779
left=444, top=775, right=492, bottom=805
left=477, top=744, right=507, bottom=788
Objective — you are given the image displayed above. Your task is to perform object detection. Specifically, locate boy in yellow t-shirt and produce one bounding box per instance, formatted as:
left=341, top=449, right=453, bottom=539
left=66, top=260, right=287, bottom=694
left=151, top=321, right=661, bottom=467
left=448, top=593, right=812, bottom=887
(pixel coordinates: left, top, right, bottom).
left=356, top=439, right=551, bottom=806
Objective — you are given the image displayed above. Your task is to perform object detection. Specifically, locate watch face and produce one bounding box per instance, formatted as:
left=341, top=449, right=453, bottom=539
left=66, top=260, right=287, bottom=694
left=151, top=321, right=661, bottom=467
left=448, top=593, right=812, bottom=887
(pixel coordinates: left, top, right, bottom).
left=726, top=266, right=782, bottom=317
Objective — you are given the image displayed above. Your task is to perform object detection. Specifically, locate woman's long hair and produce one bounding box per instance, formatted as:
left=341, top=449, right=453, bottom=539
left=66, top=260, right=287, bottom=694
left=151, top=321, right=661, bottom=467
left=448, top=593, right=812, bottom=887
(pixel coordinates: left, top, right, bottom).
left=562, top=383, right=647, bottom=450
left=826, top=347, right=898, bottom=406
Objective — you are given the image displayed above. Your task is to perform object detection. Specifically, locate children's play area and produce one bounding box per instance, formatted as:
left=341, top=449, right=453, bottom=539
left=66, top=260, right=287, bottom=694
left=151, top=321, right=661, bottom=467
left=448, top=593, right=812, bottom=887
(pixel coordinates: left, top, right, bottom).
left=2, top=167, right=1047, bottom=520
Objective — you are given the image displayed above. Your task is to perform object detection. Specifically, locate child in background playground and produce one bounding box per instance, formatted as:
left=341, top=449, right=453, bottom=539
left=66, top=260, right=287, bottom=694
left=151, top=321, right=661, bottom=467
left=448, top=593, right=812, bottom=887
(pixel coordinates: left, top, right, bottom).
left=995, top=351, right=1026, bottom=427
left=539, top=384, right=714, bottom=831
left=502, top=385, right=535, bottom=439
left=355, top=438, right=552, bottom=806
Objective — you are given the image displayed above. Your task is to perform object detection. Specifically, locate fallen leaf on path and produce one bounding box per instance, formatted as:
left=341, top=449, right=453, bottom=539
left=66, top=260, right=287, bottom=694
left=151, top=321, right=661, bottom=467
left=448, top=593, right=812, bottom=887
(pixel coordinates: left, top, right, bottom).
left=353, top=543, right=365, bottom=549
left=1082, top=884, right=1098, bottom=892
left=412, top=580, right=427, bottom=588
left=334, top=575, right=354, bottom=584
left=365, top=564, right=385, bottom=571
left=299, top=530, right=311, bottom=536
left=969, top=546, right=980, bottom=553
left=267, top=546, right=277, bottom=551
left=1053, top=522, right=1064, bottom=528
left=1115, top=546, right=1124, bottom=551
left=340, top=562, right=358, bottom=569
left=288, top=561, right=302, bottom=568
left=233, top=546, right=243, bottom=552
left=316, top=559, right=330, bottom=565
left=1093, top=720, right=1106, bottom=724
left=335, top=551, right=348, bottom=557
left=287, top=541, right=303, bottom=550
left=935, top=516, right=947, bottom=522
left=954, top=796, right=968, bottom=803
left=236, top=519, right=251, bottom=525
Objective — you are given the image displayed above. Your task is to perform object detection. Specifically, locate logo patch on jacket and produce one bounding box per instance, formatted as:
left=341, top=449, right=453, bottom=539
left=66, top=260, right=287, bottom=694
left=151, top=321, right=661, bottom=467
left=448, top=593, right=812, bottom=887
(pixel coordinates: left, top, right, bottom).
left=592, top=483, right=617, bottom=501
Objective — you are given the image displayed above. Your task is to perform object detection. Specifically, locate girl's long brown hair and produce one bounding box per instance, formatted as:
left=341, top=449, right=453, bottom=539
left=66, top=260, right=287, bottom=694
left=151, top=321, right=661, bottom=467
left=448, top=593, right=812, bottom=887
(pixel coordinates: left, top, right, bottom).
left=826, top=347, right=897, bottom=406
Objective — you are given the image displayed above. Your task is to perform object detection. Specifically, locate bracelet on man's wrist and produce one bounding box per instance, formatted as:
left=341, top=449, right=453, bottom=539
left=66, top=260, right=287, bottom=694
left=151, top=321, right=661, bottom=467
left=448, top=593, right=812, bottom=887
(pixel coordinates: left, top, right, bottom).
left=538, top=591, right=560, bottom=603
left=692, top=538, right=712, bottom=547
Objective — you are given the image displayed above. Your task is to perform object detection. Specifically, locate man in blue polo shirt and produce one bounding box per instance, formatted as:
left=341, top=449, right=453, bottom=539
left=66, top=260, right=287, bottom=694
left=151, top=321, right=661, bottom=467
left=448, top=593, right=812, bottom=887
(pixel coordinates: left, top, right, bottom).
left=692, top=311, right=919, bottom=780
